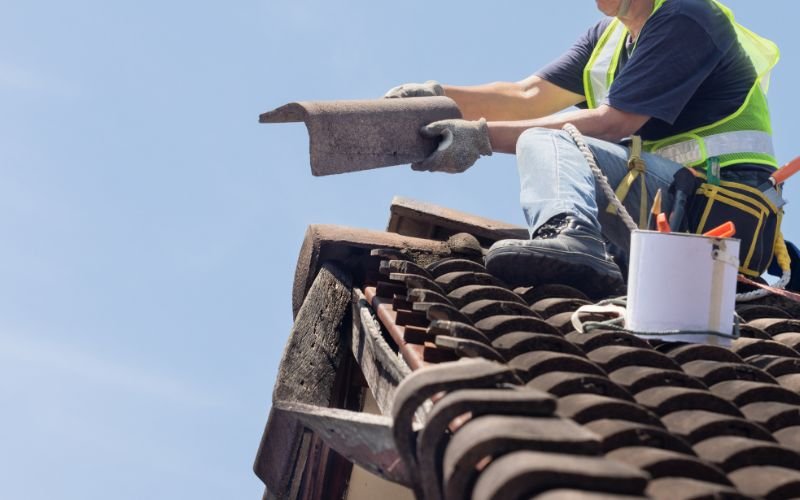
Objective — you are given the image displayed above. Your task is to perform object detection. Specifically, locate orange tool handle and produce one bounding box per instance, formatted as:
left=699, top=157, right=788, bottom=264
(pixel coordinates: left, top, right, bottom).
left=656, top=213, right=671, bottom=233
left=703, top=221, right=736, bottom=238
left=772, top=156, right=800, bottom=185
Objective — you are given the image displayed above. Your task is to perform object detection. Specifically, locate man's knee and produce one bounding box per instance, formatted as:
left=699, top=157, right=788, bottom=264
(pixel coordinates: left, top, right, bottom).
left=515, top=127, right=572, bottom=156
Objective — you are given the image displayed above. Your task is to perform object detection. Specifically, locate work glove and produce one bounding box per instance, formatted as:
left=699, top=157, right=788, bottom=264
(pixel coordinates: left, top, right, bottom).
left=384, top=80, right=444, bottom=98
left=412, top=118, right=492, bottom=174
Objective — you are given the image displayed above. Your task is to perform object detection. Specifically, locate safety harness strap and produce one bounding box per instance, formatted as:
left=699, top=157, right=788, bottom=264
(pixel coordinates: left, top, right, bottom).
left=607, top=136, right=649, bottom=229
left=650, top=130, right=775, bottom=166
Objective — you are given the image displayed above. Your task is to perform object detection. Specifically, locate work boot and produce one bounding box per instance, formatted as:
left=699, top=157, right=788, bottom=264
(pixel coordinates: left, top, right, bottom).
left=485, top=214, right=625, bottom=299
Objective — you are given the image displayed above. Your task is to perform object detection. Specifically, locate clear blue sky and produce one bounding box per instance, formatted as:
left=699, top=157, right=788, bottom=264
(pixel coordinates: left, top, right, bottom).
left=2, top=1, right=798, bottom=498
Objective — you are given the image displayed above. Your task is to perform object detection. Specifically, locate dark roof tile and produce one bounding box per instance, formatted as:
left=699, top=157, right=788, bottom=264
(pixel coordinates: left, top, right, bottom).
left=492, top=331, right=585, bottom=359
left=634, top=387, right=743, bottom=417
left=418, top=302, right=473, bottom=324
left=776, top=373, right=800, bottom=393
left=732, top=337, right=800, bottom=359
left=587, top=346, right=681, bottom=372
left=773, top=331, right=800, bottom=350
left=510, top=351, right=606, bottom=381
left=435, top=271, right=507, bottom=293
left=531, top=297, right=592, bottom=319
left=662, top=343, right=744, bottom=364
left=661, top=410, right=775, bottom=444
left=774, top=426, right=800, bottom=452
left=693, top=435, right=800, bottom=472
left=585, top=419, right=694, bottom=454
left=515, top=284, right=591, bottom=305
left=736, top=305, right=791, bottom=321
left=426, top=258, right=488, bottom=278
left=475, top=315, right=562, bottom=339
left=645, top=478, right=747, bottom=500
left=532, top=490, right=646, bottom=499
left=728, top=466, right=800, bottom=500
left=407, top=288, right=453, bottom=307
left=745, top=317, right=800, bottom=336
left=743, top=354, right=800, bottom=377
left=682, top=359, right=777, bottom=385
left=460, top=299, right=540, bottom=323
left=740, top=401, right=800, bottom=432
left=710, top=379, right=800, bottom=406
left=443, top=417, right=602, bottom=500
left=606, top=446, right=730, bottom=484
left=471, top=451, right=649, bottom=500
left=737, top=324, right=772, bottom=339
left=557, top=393, right=663, bottom=427
left=527, top=372, right=633, bottom=401
left=428, top=320, right=491, bottom=344
left=609, top=366, right=708, bottom=394
left=565, top=330, right=652, bottom=353
left=447, top=284, right=527, bottom=307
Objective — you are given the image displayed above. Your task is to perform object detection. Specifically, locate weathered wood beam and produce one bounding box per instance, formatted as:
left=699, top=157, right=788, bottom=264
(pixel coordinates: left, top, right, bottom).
left=254, top=262, right=353, bottom=499
left=271, top=401, right=410, bottom=486
left=352, top=288, right=411, bottom=416
left=387, top=196, right=529, bottom=246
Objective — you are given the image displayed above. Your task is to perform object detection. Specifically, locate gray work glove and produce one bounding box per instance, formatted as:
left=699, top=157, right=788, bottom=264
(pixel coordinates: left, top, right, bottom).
left=412, top=118, right=492, bottom=174
left=384, top=80, right=444, bottom=98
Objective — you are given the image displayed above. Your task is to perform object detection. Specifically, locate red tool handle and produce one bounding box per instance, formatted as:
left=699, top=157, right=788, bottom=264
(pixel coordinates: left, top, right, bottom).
left=772, top=156, right=800, bottom=185
left=657, top=213, right=671, bottom=233
left=703, top=221, right=736, bottom=238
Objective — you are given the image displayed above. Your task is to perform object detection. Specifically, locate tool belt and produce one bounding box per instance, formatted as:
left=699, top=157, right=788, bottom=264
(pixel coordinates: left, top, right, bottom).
left=607, top=138, right=784, bottom=277
left=678, top=170, right=782, bottom=277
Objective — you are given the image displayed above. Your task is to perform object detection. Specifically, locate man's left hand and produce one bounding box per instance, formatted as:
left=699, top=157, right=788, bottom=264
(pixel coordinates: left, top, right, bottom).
left=413, top=118, right=493, bottom=173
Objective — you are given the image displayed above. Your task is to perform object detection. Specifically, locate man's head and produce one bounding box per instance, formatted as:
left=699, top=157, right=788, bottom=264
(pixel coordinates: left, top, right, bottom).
left=595, top=0, right=633, bottom=17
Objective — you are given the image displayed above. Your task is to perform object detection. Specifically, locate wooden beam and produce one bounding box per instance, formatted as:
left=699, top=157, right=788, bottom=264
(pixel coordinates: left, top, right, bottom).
left=254, top=262, right=353, bottom=498
left=352, top=288, right=411, bottom=416
left=387, top=196, right=529, bottom=246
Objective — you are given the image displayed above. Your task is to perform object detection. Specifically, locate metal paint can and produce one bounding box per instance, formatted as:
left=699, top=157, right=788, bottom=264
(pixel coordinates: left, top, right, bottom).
left=625, top=230, right=741, bottom=346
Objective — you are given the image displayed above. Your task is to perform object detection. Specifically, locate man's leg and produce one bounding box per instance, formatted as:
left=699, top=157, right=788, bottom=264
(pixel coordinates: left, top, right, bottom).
left=486, top=127, right=683, bottom=297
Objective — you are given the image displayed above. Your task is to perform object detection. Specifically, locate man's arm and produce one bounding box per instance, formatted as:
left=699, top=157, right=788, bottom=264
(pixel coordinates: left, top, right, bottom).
left=443, top=75, right=586, bottom=122
left=488, top=105, right=651, bottom=153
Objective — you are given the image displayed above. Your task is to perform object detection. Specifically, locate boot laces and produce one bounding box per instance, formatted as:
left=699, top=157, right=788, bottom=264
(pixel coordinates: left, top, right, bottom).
left=533, top=214, right=570, bottom=240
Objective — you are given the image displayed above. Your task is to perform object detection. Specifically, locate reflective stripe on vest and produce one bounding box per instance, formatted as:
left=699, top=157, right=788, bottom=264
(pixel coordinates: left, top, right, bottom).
left=582, top=0, right=779, bottom=168
left=651, top=130, right=775, bottom=166
left=584, top=20, right=626, bottom=109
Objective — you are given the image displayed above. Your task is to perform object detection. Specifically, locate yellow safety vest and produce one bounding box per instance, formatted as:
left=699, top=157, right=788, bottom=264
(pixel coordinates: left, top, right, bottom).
left=583, top=0, right=780, bottom=169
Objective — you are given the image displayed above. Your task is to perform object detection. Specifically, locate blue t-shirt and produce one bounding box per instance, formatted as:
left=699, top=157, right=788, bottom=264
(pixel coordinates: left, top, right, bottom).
left=537, top=0, right=757, bottom=143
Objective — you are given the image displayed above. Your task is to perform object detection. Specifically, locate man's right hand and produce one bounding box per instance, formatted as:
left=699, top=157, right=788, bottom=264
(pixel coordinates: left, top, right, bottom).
left=384, top=80, right=444, bottom=98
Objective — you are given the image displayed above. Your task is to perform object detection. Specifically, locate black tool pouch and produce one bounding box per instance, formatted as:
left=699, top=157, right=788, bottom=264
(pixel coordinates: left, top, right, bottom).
left=684, top=175, right=782, bottom=277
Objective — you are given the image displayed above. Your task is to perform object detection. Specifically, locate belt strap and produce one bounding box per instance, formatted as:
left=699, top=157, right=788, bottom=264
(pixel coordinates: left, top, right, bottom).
left=607, top=136, right=648, bottom=229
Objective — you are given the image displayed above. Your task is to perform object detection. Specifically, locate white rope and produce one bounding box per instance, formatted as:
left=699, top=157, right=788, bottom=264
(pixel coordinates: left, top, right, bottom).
left=562, top=124, right=638, bottom=233
left=736, top=270, right=791, bottom=302
left=562, top=123, right=790, bottom=303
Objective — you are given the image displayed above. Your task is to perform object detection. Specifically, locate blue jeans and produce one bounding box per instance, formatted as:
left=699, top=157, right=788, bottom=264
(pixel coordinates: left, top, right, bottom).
left=515, top=127, right=684, bottom=251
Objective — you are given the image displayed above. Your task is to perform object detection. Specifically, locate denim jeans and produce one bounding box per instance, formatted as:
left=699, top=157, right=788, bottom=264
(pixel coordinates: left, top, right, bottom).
left=515, top=127, right=685, bottom=251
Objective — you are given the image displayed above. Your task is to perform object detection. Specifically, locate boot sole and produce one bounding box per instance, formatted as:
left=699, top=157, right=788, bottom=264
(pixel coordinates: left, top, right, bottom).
left=486, top=246, right=625, bottom=300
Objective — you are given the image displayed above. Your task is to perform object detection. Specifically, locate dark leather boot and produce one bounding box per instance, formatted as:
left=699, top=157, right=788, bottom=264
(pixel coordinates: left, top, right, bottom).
left=485, top=214, right=624, bottom=299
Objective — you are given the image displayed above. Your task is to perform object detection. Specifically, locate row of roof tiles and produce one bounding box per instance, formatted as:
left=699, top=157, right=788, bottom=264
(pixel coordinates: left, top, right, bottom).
left=370, top=249, right=800, bottom=499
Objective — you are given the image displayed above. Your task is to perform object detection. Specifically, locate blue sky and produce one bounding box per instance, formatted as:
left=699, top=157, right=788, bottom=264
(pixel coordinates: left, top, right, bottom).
left=2, top=1, right=799, bottom=498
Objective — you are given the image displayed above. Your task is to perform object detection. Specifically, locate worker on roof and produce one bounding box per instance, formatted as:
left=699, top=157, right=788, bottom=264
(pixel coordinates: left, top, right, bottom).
left=386, top=0, right=781, bottom=298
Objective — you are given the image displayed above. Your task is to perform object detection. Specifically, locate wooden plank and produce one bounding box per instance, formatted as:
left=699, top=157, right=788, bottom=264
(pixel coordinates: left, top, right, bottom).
left=254, top=262, right=353, bottom=498
left=387, top=196, right=529, bottom=245
left=272, top=401, right=409, bottom=486
left=352, top=289, right=411, bottom=416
